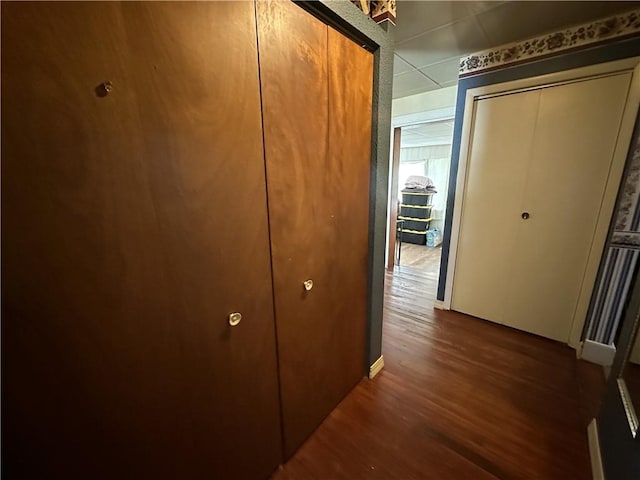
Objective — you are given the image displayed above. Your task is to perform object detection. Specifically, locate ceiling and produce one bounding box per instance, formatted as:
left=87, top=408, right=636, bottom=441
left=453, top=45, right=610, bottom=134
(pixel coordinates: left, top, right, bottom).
left=393, top=1, right=640, bottom=99
left=401, top=120, right=455, bottom=147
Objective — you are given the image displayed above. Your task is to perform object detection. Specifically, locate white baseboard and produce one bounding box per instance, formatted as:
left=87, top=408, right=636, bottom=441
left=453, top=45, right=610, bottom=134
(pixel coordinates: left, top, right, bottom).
left=369, top=355, right=384, bottom=379
left=587, top=418, right=605, bottom=480
left=434, top=300, right=447, bottom=310
left=581, top=339, right=617, bottom=367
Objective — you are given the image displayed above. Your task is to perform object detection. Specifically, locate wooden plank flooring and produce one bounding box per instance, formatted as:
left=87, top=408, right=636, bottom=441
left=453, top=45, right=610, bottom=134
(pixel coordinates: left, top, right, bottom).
left=397, top=243, right=441, bottom=271
left=272, top=262, right=605, bottom=479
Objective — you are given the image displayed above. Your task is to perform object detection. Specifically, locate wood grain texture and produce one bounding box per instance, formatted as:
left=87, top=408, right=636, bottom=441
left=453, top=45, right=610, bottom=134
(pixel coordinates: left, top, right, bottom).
left=2, top=3, right=282, bottom=478
left=273, top=263, right=601, bottom=479
left=257, top=0, right=373, bottom=459
left=399, top=244, right=442, bottom=270
left=387, top=127, right=401, bottom=269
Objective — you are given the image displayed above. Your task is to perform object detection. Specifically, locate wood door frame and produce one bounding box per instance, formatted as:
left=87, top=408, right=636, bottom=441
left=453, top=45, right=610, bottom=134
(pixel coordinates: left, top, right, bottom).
left=386, top=127, right=401, bottom=269
left=443, top=57, right=640, bottom=349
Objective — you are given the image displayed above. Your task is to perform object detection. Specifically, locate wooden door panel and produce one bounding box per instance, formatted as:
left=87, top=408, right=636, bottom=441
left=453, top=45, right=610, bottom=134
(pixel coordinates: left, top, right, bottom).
left=387, top=128, right=402, bottom=268
left=452, top=91, right=539, bottom=322
left=257, top=1, right=372, bottom=458
left=257, top=0, right=330, bottom=457
left=503, top=73, right=631, bottom=341
left=327, top=23, right=373, bottom=410
left=2, top=3, right=282, bottom=478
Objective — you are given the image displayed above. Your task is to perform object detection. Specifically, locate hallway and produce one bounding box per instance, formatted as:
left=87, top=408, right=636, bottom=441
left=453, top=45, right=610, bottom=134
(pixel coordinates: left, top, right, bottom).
left=273, top=263, right=604, bottom=479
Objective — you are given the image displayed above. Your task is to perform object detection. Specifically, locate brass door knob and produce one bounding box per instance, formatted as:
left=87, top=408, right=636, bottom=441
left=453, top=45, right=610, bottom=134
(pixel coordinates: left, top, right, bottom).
left=303, top=279, right=314, bottom=291
left=228, top=312, right=242, bottom=326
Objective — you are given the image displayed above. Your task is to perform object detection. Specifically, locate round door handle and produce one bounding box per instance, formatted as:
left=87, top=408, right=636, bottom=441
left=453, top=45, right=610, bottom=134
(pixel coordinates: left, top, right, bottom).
left=303, top=279, right=314, bottom=291
left=521, top=212, right=530, bottom=220
left=228, top=312, right=242, bottom=327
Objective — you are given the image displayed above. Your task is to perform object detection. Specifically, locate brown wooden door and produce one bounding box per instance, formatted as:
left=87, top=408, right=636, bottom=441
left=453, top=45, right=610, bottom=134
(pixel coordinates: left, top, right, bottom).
left=257, top=1, right=374, bottom=458
left=387, top=127, right=402, bottom=269
left=2, top=3, right=282, bottom=478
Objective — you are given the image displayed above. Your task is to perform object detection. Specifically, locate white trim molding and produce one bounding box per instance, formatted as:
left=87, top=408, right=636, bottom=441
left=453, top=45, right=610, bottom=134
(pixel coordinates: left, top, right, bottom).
left=369, top=355, right=385, bottom=379
left=460, top=9, right=640, bottom=77
left=434, top=299, right=447, bottom=310
left=581, top=340, right=617, bottom=367
left=588, top=419, right=605, bottom=480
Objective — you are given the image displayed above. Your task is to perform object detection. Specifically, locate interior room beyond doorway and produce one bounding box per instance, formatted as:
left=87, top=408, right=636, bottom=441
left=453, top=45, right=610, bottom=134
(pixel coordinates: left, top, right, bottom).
left=393, top=120, right=453, bottom=272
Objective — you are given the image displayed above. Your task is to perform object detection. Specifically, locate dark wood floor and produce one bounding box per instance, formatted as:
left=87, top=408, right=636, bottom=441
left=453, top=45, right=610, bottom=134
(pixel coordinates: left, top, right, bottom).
left=272, top=262, right=605, bottom=479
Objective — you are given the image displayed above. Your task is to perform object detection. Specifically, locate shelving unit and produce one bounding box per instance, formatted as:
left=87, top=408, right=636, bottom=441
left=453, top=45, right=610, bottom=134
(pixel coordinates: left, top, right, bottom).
left=399, top=190, right=434, bottom=245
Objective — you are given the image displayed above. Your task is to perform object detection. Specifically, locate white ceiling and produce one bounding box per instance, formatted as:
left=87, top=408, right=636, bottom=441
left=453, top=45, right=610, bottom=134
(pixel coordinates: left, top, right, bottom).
left=401, top=120, right=455, bottom=147
left=393, top=1, right=640, bottom=99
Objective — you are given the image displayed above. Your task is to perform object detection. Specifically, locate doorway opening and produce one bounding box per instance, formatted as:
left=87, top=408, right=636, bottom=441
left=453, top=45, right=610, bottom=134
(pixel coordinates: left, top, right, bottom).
left=388, top=119, right=454, bottom=275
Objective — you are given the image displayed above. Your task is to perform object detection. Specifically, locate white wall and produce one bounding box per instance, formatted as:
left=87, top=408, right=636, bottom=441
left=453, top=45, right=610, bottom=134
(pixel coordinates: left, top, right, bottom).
left=387, top=86, right=458, bottom=243
left=392, top=85, right=458, bottom=119
left=385, top=85, right=458, bottom=265
left=399, top=145, right=451, bottom=231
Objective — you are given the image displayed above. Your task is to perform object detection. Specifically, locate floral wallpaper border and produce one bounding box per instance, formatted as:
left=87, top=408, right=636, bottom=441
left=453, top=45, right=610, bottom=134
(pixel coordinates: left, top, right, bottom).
left=459, top=9, right=640, bottom=77
left=613, top=131, right=640, bottom=236
left=612, top=232, right=640, bottom=248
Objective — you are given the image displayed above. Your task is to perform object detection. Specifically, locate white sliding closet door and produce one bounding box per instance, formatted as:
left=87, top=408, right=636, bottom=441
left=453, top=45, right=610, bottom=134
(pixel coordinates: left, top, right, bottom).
left=504, top=73, right=631, bottom=341
left=452, top=90, right=539, bottom=323
left=453, top=72, right=632, bottom=342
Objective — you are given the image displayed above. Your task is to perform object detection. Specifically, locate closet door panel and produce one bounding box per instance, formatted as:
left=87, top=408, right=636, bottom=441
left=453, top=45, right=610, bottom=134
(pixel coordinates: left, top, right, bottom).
left=258, top=1, right=372, bottom=458
left=257, top=0, right=330, bottom=458
left=503, top=73, right=632, bottom=341
left=452, top=91, right=539, bottom=322
left=2, top=3, right=282, bottom=478
left=326, top=23, right=373, bottom=419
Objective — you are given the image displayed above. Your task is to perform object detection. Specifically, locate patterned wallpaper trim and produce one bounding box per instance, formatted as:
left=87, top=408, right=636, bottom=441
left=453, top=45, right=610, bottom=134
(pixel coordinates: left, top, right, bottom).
left=612, top=232, right=640, bottom=248
left=614, top=133, right=640, bottom=233
left=459, top=9, right=640, bottom=78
